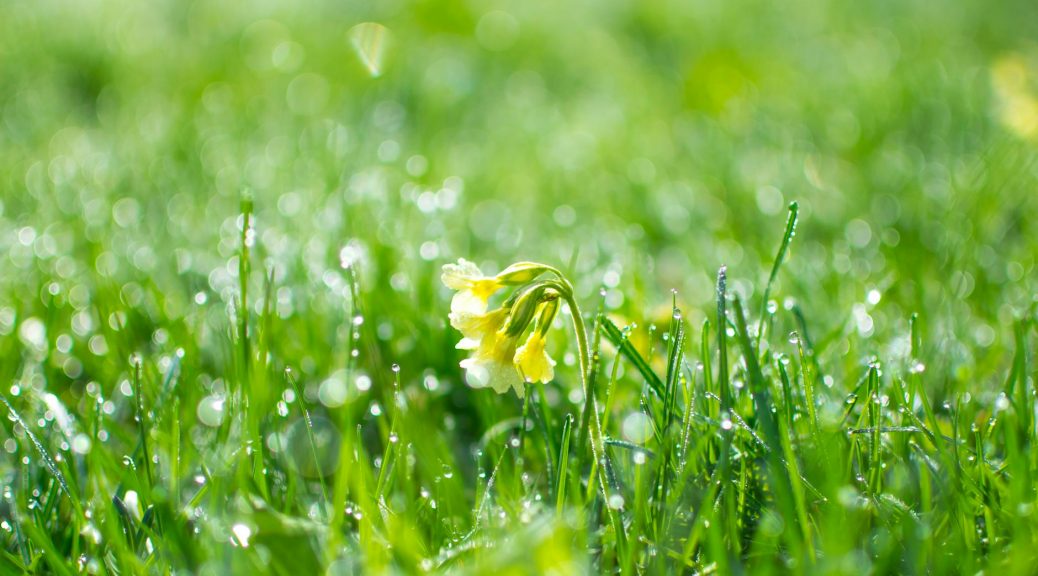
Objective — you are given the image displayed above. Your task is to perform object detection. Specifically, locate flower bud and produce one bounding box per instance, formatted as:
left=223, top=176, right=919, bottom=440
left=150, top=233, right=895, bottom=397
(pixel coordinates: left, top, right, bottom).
left=494, top=262, right=552, bottom=285
left=504, top=284, right=560, bottom=337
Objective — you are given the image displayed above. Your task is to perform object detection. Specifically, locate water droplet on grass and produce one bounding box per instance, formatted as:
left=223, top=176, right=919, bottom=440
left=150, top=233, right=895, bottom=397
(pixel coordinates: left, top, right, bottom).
left=231, top=523, right=252, bottom=547
left=622, top=412, right=652, bottom=443
left=995, top=394, right=1010, bottom=411
left=197, top=395, right=225, bottom=427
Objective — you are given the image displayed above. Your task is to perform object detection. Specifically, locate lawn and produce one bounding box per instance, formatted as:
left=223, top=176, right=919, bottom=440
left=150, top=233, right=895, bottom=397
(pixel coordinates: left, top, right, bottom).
left=1, top=0, right=1038, bottom=573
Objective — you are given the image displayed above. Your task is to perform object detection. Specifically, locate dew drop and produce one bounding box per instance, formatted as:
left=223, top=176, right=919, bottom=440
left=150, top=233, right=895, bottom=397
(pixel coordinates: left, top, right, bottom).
left=231, top=523, right=252, bottom=547
left=607, top=494, right=625, bottom=509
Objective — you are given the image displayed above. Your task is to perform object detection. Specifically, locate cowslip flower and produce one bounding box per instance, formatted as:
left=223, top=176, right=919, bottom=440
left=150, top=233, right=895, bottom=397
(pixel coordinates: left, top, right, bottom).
left=442, top=260, right=561, bottom=397
left=441, top=258, right=619, bottom=510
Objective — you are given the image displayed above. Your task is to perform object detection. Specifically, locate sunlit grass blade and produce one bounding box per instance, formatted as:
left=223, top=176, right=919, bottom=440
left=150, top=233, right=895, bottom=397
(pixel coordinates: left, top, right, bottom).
left=600, top=317, right=665, bottom=399
left=285, top=369, right=332, bottom=518
left=732, top=295, right=804, bottom=560
left=757, top=201, right=799, bottom=350
left=1, top=395, right=78, bottom=511
left=555, top=413, right=573, bottom=514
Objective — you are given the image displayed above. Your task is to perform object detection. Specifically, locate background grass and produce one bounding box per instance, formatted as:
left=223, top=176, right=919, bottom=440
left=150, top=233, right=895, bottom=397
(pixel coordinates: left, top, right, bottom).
left=1, top=0, right=1038, bottom=573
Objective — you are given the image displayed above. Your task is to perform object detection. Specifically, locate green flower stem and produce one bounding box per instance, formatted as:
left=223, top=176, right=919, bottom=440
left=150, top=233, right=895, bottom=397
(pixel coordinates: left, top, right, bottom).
left=561, top=289, right=627, bottom=549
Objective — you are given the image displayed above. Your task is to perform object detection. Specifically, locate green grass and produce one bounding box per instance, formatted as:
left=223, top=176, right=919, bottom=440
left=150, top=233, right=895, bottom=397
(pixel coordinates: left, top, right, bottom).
left=2, top=0, right=1038, bottom=573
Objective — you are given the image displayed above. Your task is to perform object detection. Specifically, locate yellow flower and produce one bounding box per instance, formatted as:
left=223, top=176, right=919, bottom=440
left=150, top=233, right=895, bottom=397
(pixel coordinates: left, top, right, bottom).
left=449, top=307, right=509, bottom=350
left=441, top=258, right=504, bottom=314
left=460, top=329, right=524, bottom=397
left=514, top=331, right=556, bottom=384
left=443, top=260, right=564, bottom=398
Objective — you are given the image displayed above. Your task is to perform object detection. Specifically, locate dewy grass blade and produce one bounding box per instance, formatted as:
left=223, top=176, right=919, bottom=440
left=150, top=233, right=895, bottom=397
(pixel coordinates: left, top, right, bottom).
left=133, top=360, right=153, bottom=492
left=238, top=195, right=253, bottom=386
left=867, top=364, right=883, bottom=493
left=286, top=368, right=332, bottom=518
left=712, top=266, right=741, bottom=560
left=757, top=201, right=799, bottom=352
left=700, top=319, right=714, bottom=420
left=663, top=305, right=685, bottom=435
left=732, top=295, right=804, bottom=560
left=716, top=267, right=731, bottom=414
left=601, top=317, right=665, bottom=399
left=555, top=413, right=573, bottom=514
left=1, top=395, right=78, bottom=511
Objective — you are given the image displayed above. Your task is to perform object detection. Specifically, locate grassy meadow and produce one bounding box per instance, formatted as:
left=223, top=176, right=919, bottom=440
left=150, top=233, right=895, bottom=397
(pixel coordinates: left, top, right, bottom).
left=2, top=0, right=1038, bottom=573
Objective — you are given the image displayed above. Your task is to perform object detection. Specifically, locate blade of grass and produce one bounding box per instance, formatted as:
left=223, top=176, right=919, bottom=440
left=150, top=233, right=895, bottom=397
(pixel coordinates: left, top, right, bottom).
left=713, top=266, right=739, bottom=559
left=555, top=413, right=573, bottom=514
left=1, top=395, right=79, bottom=513
left=756, top=201, right=799, bottom=353
left=600, top=317, right=665, bottom=399
left=732, top=295, right=805, bottom=562
left=285, top=369, right=331, bottom=519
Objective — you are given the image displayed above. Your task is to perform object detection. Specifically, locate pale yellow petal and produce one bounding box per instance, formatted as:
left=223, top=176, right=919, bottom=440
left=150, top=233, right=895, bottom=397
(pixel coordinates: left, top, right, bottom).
left=514, top=333, right=555, bottom=384
left=450, top=290, right=487, bottom=315
left=469, top=278, right=503, bottom=303
left=460, top=356, right=522, bottom=396
left=450, top=308, right=509, bottom=343
left=459, top=330, right=523, bottom=397
left=441, top=258, right=483, bottom=288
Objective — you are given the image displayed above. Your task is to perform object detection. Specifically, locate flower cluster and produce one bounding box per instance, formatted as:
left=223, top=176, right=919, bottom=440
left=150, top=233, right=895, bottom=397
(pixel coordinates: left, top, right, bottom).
left=441, top=259, right=568, bottom=398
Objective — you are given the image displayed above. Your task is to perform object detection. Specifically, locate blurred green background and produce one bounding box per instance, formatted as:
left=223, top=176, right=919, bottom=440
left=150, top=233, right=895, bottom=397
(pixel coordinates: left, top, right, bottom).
left=1, top=0, right=1037, bottom=399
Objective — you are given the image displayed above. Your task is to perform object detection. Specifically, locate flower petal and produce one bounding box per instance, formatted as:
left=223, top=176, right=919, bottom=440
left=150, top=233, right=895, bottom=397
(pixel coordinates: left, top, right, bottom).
left=450, top=308, right=509, bottom=344
left=441, top=258, right=483, bottom=290
left=459, top=327, right=523, bottom=397
left=515, top=333, right=556, bottom=384
left=450, top=290, right=487, bottom=315
left=460, top=356, right=522, bottom=396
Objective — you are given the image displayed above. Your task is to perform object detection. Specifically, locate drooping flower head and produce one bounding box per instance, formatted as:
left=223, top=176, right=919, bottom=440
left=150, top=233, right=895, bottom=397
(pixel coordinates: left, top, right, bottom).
left=441, top=259, right=564, bottom=398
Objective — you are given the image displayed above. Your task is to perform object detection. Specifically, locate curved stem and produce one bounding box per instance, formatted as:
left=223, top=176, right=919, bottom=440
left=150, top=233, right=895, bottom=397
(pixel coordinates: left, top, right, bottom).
left=563, top=291, right=627, bottom=548
left=566, top=295, right=590, bottom=382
